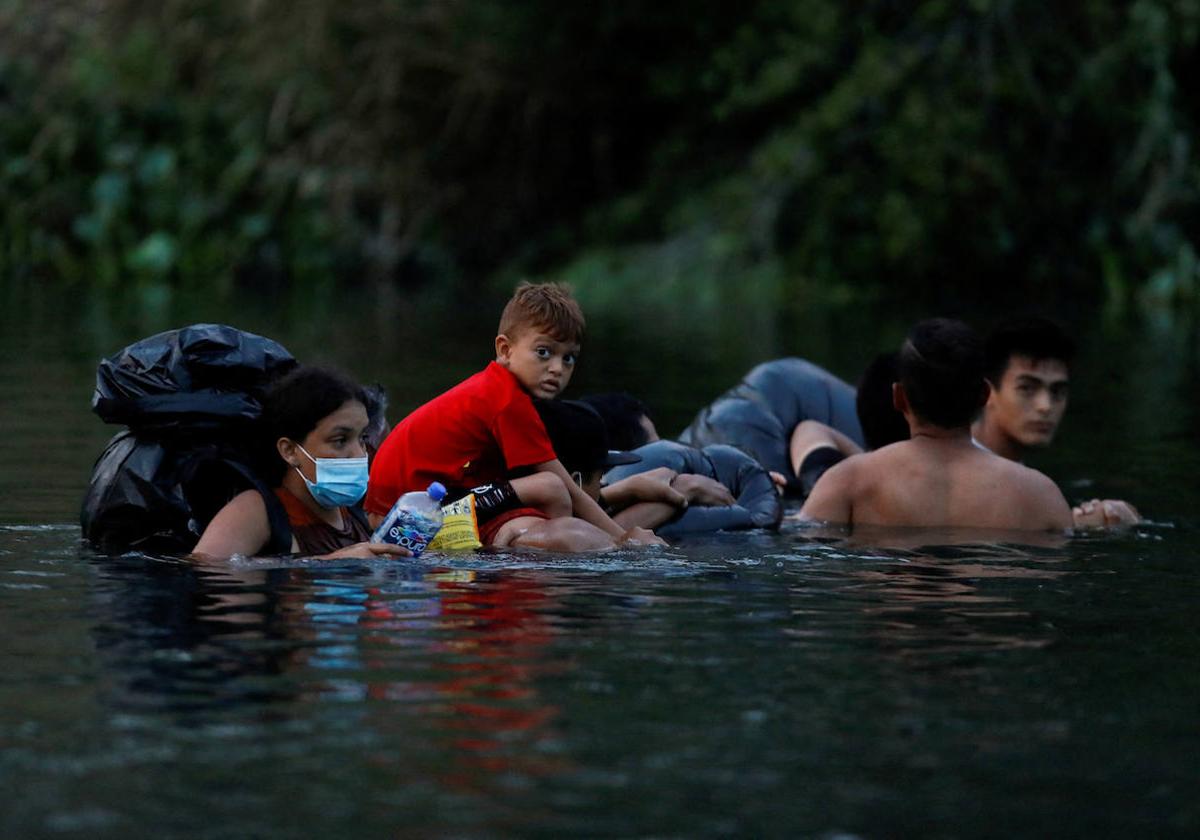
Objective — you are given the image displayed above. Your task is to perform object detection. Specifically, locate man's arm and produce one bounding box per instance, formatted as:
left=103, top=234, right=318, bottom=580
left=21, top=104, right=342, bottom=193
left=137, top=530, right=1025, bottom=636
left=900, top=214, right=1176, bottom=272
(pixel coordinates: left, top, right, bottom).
left=795, top=461, right=855, bottom=524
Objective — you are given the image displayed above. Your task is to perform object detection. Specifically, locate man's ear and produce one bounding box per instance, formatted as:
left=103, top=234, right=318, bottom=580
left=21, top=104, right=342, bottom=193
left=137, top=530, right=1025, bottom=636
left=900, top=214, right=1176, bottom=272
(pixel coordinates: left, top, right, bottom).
left=892, top=382, right=908, bottom=414
left=981, top=376, right=999, bottom=408
left=495, top=333, right=511, bottom=363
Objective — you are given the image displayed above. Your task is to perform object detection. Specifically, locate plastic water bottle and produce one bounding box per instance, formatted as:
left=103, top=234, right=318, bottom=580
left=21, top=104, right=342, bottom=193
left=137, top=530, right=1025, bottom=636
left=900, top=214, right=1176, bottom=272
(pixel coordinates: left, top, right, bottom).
left=371, top=482, right=447, bottom=557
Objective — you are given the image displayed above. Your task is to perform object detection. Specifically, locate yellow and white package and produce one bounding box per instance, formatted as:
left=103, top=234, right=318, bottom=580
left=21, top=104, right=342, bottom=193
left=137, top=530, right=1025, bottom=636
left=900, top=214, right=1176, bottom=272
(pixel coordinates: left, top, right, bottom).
left=427, top=494, right=482, bottom=551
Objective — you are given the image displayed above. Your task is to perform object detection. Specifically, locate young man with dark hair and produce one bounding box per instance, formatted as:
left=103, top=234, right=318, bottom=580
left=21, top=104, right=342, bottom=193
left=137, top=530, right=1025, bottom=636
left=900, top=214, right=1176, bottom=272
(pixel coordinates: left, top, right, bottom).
left=974, top=316, right=1075, bottom=461
left=798, top=319, right=1073, bottom=531
left=972, top=316, right=1139, bottom=527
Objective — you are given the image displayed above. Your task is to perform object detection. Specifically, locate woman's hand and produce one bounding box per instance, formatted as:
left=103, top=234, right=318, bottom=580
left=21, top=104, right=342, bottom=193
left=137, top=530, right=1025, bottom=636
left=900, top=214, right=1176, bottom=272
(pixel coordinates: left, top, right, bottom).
left=319, top=542, right=413, bottom=560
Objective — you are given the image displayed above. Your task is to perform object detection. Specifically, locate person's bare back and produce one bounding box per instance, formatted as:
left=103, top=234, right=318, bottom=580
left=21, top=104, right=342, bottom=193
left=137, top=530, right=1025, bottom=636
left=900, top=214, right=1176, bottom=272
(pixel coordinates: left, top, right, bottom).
left=798, top=318, right=1072, bottom=533
left=801, top=433, right=1071, bottom=531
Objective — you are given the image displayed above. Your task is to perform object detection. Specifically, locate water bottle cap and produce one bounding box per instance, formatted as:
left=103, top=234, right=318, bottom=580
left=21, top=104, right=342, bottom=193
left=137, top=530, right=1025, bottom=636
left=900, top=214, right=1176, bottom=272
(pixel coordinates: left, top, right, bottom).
left=427, top=481, right=447, bottom=502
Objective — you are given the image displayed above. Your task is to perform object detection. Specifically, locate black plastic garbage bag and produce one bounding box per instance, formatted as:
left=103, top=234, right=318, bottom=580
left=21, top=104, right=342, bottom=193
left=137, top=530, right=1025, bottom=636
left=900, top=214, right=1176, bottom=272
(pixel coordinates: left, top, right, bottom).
left=604, top=440, right=781, bottom=536
left=93, top=323, right=297, bottom=433
left=81, top=324, right=298, bottom=554
left=678, top=357, right=863, bottom=496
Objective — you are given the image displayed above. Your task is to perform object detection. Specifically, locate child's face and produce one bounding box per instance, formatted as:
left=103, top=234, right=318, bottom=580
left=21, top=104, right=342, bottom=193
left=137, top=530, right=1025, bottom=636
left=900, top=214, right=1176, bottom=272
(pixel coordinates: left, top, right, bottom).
left=496, top=328, right=579, bottom=399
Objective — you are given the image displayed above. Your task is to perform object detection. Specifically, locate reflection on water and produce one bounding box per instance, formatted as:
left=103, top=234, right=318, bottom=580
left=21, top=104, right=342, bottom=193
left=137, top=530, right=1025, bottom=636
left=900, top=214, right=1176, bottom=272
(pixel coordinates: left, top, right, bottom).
left=2, top=526, right=1199, bottom=836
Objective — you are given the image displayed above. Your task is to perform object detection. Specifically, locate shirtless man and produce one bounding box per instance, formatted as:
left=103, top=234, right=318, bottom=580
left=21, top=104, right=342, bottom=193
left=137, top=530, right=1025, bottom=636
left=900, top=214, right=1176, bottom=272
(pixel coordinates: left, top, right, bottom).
left=798, top=318, right=1073, bottom=532
left=972, top=316, right=1140, bottom=528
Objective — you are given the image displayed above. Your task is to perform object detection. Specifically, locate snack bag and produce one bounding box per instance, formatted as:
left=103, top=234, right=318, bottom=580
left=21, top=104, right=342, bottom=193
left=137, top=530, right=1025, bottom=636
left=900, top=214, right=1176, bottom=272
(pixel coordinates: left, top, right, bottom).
left=427, top=494, right=482, bottom=550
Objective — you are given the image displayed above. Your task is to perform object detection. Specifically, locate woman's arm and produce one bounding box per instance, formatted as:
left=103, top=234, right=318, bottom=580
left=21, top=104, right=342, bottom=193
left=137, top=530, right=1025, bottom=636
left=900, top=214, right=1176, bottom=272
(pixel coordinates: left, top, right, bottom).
left=189, top=490, right=275, bottom=560
left=190, top=490, right=412, bottom=562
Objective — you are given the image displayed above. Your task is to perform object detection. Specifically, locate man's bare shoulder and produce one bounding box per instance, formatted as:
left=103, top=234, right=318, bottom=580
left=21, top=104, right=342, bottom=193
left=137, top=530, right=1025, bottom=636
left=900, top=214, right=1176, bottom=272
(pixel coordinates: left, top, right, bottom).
left=986, top=451, right=1058, bottom=485
left=843, top=441, right=917, bottom=474
left=986, top=455, right=1073, bottom=527
left=811, top=447, right=885, bottom=487
left=796, top=451, right=869, bottom=523
left=807, top=444, right=909, bottom=498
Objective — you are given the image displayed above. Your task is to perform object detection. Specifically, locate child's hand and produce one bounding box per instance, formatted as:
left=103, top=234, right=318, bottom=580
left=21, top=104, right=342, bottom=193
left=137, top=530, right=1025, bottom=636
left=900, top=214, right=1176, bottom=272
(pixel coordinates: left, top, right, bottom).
left=321, top=542, right=413, bottom=560
left=618, top=527, right=667, bottom=547
left=606, top=472, right=687, bottom=508
left=670, top=474, right=736, bottom=507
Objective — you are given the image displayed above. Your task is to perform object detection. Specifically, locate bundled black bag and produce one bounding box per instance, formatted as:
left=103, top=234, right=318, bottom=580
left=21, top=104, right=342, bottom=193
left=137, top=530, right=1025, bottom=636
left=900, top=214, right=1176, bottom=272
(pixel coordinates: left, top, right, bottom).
left=81, top=324, right=298, bottom=554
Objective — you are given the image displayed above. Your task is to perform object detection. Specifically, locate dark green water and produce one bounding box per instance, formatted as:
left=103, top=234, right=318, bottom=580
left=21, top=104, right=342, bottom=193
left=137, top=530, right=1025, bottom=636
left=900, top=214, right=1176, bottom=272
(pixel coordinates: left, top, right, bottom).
left=2, top=279, right=1199, bottom=837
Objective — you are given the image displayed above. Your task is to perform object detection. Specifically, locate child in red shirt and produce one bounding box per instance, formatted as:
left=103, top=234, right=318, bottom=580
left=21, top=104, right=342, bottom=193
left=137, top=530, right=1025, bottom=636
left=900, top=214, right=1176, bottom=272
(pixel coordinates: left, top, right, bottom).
left=366, top=282, right=661, bottom=550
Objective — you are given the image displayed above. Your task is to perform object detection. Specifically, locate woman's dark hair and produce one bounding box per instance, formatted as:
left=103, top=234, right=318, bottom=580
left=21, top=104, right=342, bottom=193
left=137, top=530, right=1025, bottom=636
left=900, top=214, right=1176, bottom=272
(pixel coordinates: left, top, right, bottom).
left=856, top=351, right=909, bottom=450
left=898, top=319, right=986, bottom=429
left=259, top=365, right=367, bottom=482
left=579, top=392, right=654, bottom=451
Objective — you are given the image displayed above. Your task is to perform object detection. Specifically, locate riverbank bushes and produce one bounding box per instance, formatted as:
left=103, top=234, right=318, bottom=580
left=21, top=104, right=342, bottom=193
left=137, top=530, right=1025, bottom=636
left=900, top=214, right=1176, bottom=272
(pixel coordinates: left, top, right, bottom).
left=1, top=1, right=1196, bottom=308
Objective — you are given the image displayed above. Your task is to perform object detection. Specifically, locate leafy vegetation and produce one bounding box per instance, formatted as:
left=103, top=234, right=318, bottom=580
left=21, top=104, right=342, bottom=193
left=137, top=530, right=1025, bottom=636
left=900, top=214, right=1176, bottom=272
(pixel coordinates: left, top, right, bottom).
left=1, top=1, right=1196, bottom=311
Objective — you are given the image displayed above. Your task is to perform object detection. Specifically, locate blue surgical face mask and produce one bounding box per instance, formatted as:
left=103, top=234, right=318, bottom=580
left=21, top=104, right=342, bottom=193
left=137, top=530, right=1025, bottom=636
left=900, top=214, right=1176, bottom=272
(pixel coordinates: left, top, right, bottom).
left=294, top=444, right=368, bottom=509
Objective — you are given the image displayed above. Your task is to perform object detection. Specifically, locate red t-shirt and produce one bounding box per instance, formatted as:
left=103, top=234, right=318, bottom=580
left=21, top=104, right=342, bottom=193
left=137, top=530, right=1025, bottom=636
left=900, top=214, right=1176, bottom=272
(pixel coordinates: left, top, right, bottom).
left=365, top=361, right=557, bottom=515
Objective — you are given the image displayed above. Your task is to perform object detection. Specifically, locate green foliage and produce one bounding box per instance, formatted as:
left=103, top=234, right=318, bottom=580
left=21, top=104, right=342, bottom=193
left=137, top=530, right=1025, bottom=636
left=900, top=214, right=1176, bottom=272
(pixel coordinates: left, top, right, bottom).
left=0, top=0, right=1196, bottom=310
left=561, top=0, right=1200, bottom=312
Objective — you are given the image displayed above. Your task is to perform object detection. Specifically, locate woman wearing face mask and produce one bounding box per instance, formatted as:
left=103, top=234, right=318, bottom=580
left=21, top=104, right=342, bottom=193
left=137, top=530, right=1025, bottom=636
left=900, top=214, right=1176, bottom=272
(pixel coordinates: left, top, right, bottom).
left=190, top=366, right=410, bottom=561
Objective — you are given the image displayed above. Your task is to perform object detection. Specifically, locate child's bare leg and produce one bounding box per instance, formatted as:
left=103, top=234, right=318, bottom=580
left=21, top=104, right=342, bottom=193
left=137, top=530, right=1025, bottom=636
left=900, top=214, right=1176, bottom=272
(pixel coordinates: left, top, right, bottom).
left=509, top=472, right=572, bottom=519
left=492, top=515, right=615, bottom=552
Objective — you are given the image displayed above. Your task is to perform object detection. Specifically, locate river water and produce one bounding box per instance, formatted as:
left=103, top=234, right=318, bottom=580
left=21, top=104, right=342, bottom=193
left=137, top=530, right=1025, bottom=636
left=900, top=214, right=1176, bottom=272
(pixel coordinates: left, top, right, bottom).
left=2, top=279, right=1198, bottom=837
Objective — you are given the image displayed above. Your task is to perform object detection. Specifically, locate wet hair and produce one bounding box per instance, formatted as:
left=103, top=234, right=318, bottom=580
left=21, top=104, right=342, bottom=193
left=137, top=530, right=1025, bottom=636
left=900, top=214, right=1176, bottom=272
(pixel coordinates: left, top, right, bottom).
left=983, top=316, right=1075, bottom=385
left=359, top=383, right=391, bottom=457
left=260, top=366, right=367, bottom=482
left=579, top=392, right=654, bottom=451
left=535, top=399, right=613, bottom=477
left=497, top=281, right=585, bottom=344
left=855, top=352, right=909, bottom=450
left=898, top=319, right=986, bottom=429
